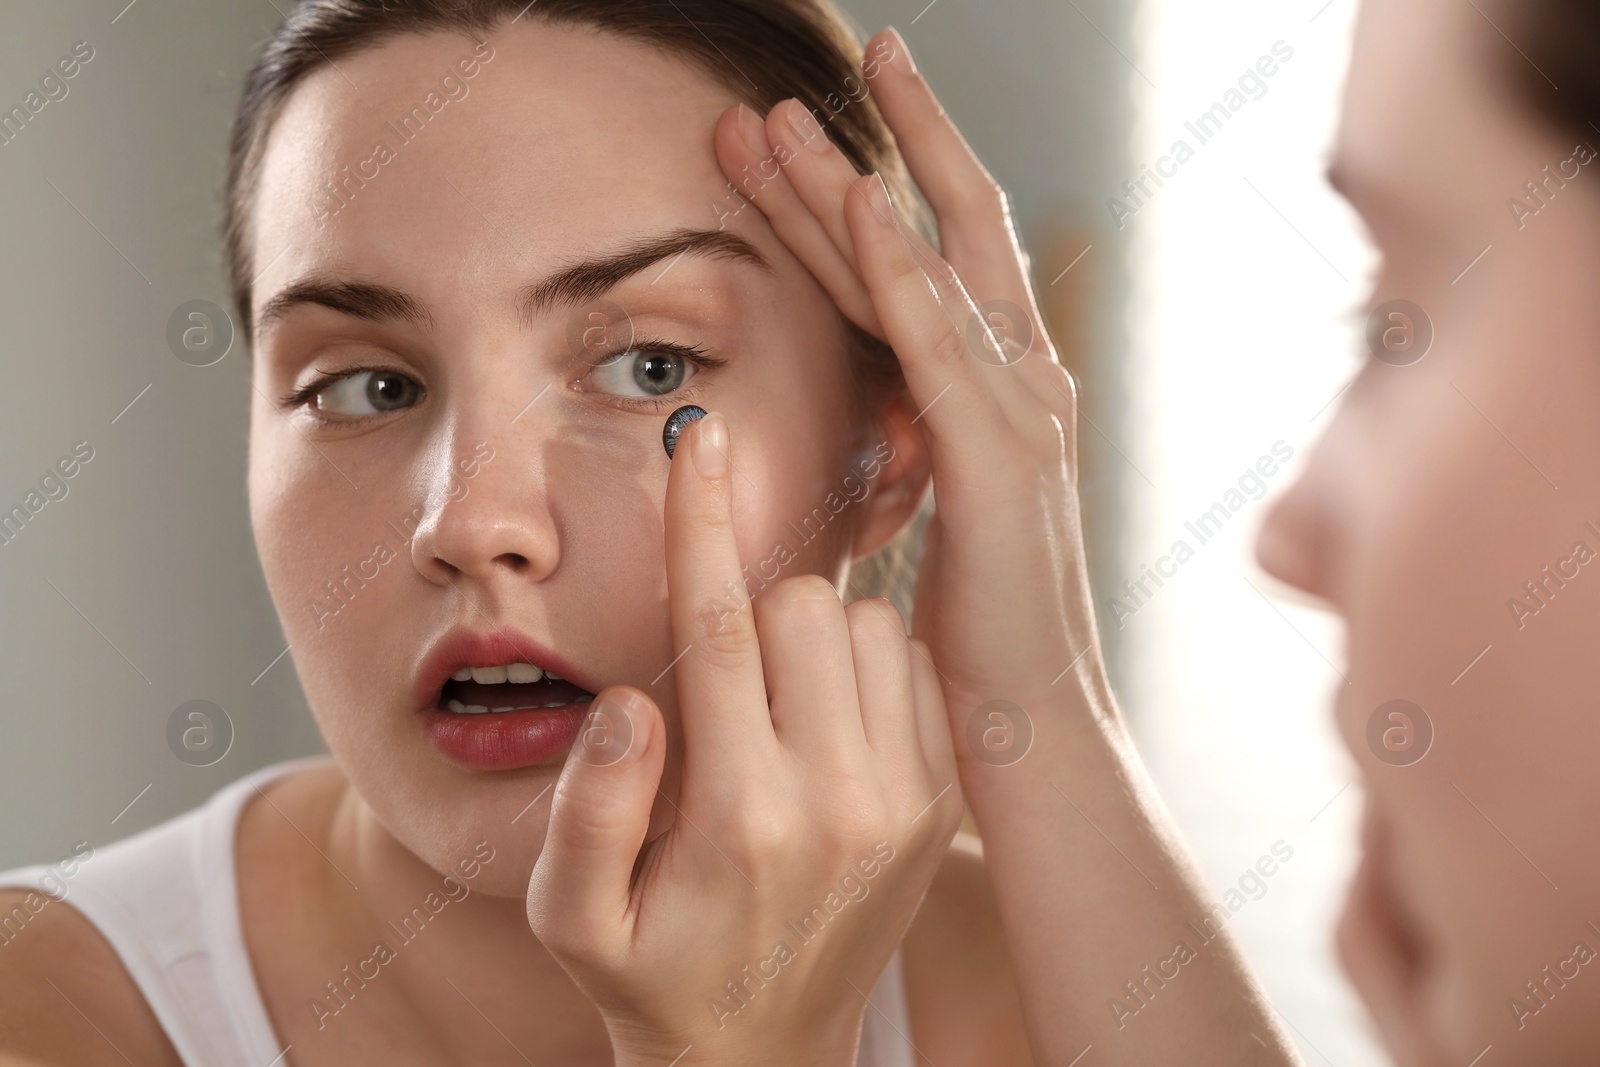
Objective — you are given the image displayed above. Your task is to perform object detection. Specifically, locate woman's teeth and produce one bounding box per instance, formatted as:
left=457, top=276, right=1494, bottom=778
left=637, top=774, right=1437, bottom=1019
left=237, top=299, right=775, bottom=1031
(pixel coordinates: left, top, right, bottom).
left=444, top=698, right=575, bottom=714
left=451, top=662, right=550, bottom=684
left=441, top=660, right=575, bottom=714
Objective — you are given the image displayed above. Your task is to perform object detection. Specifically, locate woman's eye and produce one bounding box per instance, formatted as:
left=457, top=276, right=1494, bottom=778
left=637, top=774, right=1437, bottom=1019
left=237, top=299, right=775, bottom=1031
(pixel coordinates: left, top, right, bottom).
left=312, top=370, right=422, bottom=416
left=587, top=348, right=699, bottom=399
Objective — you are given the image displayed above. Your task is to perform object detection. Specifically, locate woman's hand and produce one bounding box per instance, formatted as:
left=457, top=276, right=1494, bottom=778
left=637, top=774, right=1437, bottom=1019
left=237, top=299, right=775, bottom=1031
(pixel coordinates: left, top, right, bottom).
left=712, top=30, right=1101, bottom=761
left=708, top=28, right=1303, bottom=1065
left=525, top=412, right=964, bottom=1067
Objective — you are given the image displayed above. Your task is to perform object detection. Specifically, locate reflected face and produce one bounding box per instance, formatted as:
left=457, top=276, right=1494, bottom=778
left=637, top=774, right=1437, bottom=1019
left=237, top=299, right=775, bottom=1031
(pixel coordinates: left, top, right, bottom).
left=245, top=22, right=885, bottom=896
left=1256, top=0, right=1600, bottom=1061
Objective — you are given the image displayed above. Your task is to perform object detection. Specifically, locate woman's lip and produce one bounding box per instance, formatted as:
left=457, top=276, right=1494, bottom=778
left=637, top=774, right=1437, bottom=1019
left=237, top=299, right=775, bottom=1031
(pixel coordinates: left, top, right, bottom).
left=413, top=626, right=591, bottom=711
left=421, top=699, right=593, bottom=771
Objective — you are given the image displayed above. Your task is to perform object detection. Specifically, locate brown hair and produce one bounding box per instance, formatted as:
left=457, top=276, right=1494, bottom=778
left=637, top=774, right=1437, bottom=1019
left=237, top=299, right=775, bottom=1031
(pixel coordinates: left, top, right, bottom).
left=222, top=0, right=932, bottom=611
left=1501, top=0, right=1600, bottom=145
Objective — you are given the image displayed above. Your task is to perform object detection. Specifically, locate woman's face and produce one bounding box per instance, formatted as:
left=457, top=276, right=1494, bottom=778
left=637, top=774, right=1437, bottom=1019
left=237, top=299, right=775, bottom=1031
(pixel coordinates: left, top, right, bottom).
left=246, top=22, right=911, bottom=896
left=1257, top=0, right=1600, bottom=1060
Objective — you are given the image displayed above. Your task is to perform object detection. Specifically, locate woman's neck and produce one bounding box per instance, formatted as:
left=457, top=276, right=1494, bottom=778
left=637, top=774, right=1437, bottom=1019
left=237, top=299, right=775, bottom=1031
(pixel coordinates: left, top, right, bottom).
left=239, top=763, right=613, bottom=1065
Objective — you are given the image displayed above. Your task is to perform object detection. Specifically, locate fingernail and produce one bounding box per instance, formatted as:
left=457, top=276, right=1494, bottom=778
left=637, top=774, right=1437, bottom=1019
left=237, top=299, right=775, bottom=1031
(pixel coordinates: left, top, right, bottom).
left=575, top=695, right=645, bottom=766
left=886, top=27, right=917, bottom=74
left=693, top=411, right=729, bottom=479
left=787, top=101, right=829, bottom=154
left=864, top=172, right=893, bottom=223
left=735, top=102, right=770, bottom=156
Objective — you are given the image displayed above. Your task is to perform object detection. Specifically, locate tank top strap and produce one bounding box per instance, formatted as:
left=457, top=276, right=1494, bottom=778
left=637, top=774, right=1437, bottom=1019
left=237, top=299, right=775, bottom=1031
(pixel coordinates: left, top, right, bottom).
left=0, top=756, right=321, bottom=1065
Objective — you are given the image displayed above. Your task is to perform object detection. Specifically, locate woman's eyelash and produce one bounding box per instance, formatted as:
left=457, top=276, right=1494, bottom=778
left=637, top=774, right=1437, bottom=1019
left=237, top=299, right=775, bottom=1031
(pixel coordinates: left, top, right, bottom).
left=277, top=338, right=728, bottom=417
left=591, top=336, right=728, bottom=371
left=585, top=336, right=729, bottom=411
left=277, top=363, right=404, bottom=411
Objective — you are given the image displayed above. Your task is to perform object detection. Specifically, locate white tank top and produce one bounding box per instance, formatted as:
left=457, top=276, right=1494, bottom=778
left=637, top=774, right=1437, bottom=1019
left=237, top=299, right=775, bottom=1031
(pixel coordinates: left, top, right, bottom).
left=0, top=757, right=917, bottom=1067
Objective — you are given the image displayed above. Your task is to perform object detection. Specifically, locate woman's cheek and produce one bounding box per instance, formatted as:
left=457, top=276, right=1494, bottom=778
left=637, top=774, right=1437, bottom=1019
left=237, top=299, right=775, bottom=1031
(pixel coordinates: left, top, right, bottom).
left=250, top=426, right=411, bottom=720
left=249, top=427, right=330, bottom=626
left=536, top=420, right=676, bottom=679
left=725, top=415, right=863, bottom=591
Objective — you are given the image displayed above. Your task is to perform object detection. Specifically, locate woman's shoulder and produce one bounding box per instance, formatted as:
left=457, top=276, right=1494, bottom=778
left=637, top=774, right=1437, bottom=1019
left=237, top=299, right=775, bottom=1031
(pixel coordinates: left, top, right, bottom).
left=0, top=757, right=333, bottom=1067
left=0, top=887, right=181, bottom=1066
left=901, top=830, right=1035, bottom=1066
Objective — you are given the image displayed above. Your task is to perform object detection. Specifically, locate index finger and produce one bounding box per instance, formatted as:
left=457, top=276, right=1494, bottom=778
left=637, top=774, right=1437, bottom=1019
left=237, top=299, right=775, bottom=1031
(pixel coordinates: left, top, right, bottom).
left=864, top=27, right=1046, bottom=334
left=662, top=411, right=777, bottom=772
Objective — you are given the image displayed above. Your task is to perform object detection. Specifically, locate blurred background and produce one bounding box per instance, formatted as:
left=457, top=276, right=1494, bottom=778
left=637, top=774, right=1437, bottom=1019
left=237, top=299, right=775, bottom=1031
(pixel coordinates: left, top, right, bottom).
left=0, top=0, right=1377, bottom=1061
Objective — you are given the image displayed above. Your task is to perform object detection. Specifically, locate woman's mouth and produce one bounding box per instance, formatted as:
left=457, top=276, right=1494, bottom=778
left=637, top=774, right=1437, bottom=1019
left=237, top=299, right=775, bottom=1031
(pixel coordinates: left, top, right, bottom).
left=421, top=663, right=597, bottom=771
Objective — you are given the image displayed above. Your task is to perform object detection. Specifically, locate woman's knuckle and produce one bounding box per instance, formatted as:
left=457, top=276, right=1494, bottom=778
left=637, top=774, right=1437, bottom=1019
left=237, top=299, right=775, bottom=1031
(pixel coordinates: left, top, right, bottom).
left=958, top=177, right=1008, bottom=220
left=844, top=597, right=907, bottom=646
left=924, top=257, right=964, bottom=294
left=1011, top=404, right=1070, bottom=460
left=771, top=573, right=841, bottom=609
left=724, top=803, right=793, bottom=863
left=756, top=575, right=841, bottom=635
left=550, top=782, right=623, bottom=847
left=822, top=793, right=886, bottom=848
left=1029, top=359, right=1079, bottom=415
left=972, top=182, right=1011, bottom=222
left=982, top=431, right=1035, bottom=485
left=692, top=598, right=754, bottom=660
left=937, top=793, right=965, bottom=840
left=930, top=320, right=972, bottom=367
left=882, top=229, right=924, bottom=281
left=1057, top=362, right=1081, bottom=401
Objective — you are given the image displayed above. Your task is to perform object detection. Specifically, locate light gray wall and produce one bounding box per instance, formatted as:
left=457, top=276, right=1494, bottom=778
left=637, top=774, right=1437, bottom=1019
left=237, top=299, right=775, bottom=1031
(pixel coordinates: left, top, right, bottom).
left=0, top=0, right=320, bottom=869
left=835, top=0, right=1140, bottom=671
left=0, top=0, right=1135, bottom=866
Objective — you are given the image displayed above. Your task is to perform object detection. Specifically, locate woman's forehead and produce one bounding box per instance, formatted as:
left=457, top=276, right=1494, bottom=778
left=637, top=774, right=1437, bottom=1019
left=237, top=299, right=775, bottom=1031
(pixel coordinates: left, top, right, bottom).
left=1334, top=0, right=1561, bottom=233
left=249, top=21, right=746, bottom=305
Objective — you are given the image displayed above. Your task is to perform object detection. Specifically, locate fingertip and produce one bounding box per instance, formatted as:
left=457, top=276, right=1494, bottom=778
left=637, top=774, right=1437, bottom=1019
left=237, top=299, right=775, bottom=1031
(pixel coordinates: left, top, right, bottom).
left=618, top=687, right=663, bottom=755
left=766, top=97, right=816, bottom=159
left=712, top=105, right=755, bottom=175
left=864, top=25, right=915, bottom=79
left=578, top=687, right=659, bottom=767
left=691, top=411, right=730, bottom=480
left=884, top=26, right=915, bottom=74
left=844, top=173, right=898, bottom=246
left=710, top=102, right=739, bottom=144
left=663, top=409, right=729, bottom=514
left=733, top=101, right=770, bottom=157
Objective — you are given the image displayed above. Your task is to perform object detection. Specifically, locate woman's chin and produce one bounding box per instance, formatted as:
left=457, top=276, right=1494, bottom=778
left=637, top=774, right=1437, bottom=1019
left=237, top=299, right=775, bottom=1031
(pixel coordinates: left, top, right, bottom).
left=353, top=761, right=564, bottom=902
left=1336, top=827, right=1439, bottom=1063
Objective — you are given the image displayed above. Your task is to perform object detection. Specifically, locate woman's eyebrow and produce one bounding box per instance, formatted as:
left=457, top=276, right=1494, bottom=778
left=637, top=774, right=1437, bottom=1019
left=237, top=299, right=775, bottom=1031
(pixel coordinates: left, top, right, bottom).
left=255, top=228, right=771, bottom=336
left=516, top=227, right=772, bottom=323
left=258, top=277, right=435, bottom=334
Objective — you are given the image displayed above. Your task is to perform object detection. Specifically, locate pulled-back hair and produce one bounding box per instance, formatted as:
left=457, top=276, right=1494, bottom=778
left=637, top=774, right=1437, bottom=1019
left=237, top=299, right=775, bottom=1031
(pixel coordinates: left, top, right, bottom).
left=1501, top=0, right=1600, bottom=146
left=224, top=0, right=924, bottom=336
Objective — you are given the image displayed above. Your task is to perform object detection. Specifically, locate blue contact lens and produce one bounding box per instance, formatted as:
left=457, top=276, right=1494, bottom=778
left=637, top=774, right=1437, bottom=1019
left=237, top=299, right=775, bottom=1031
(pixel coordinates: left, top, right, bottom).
left=663, top=404, right=708, bottom=460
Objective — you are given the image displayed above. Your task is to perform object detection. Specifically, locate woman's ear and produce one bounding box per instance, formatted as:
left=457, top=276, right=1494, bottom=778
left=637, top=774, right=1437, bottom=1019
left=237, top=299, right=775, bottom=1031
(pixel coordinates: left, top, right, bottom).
left=849, top=389, right=932, bottom=560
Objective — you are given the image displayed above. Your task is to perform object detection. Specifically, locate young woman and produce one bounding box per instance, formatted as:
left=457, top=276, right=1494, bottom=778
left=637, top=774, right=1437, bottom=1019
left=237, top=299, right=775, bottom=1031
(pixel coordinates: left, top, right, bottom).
left=0, top=2, right=1293, bottom=1063
left=6, top=0, right=1594, bottom=1063
left=1256, top=0, right=1600, bottom=1061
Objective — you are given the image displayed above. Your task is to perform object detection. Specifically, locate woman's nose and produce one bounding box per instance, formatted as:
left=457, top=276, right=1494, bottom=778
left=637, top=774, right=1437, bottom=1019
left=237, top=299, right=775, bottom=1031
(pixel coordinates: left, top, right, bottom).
left=407, top=436, right=560, bottom=590
left=1254, top=462, right=1333, bottom=604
